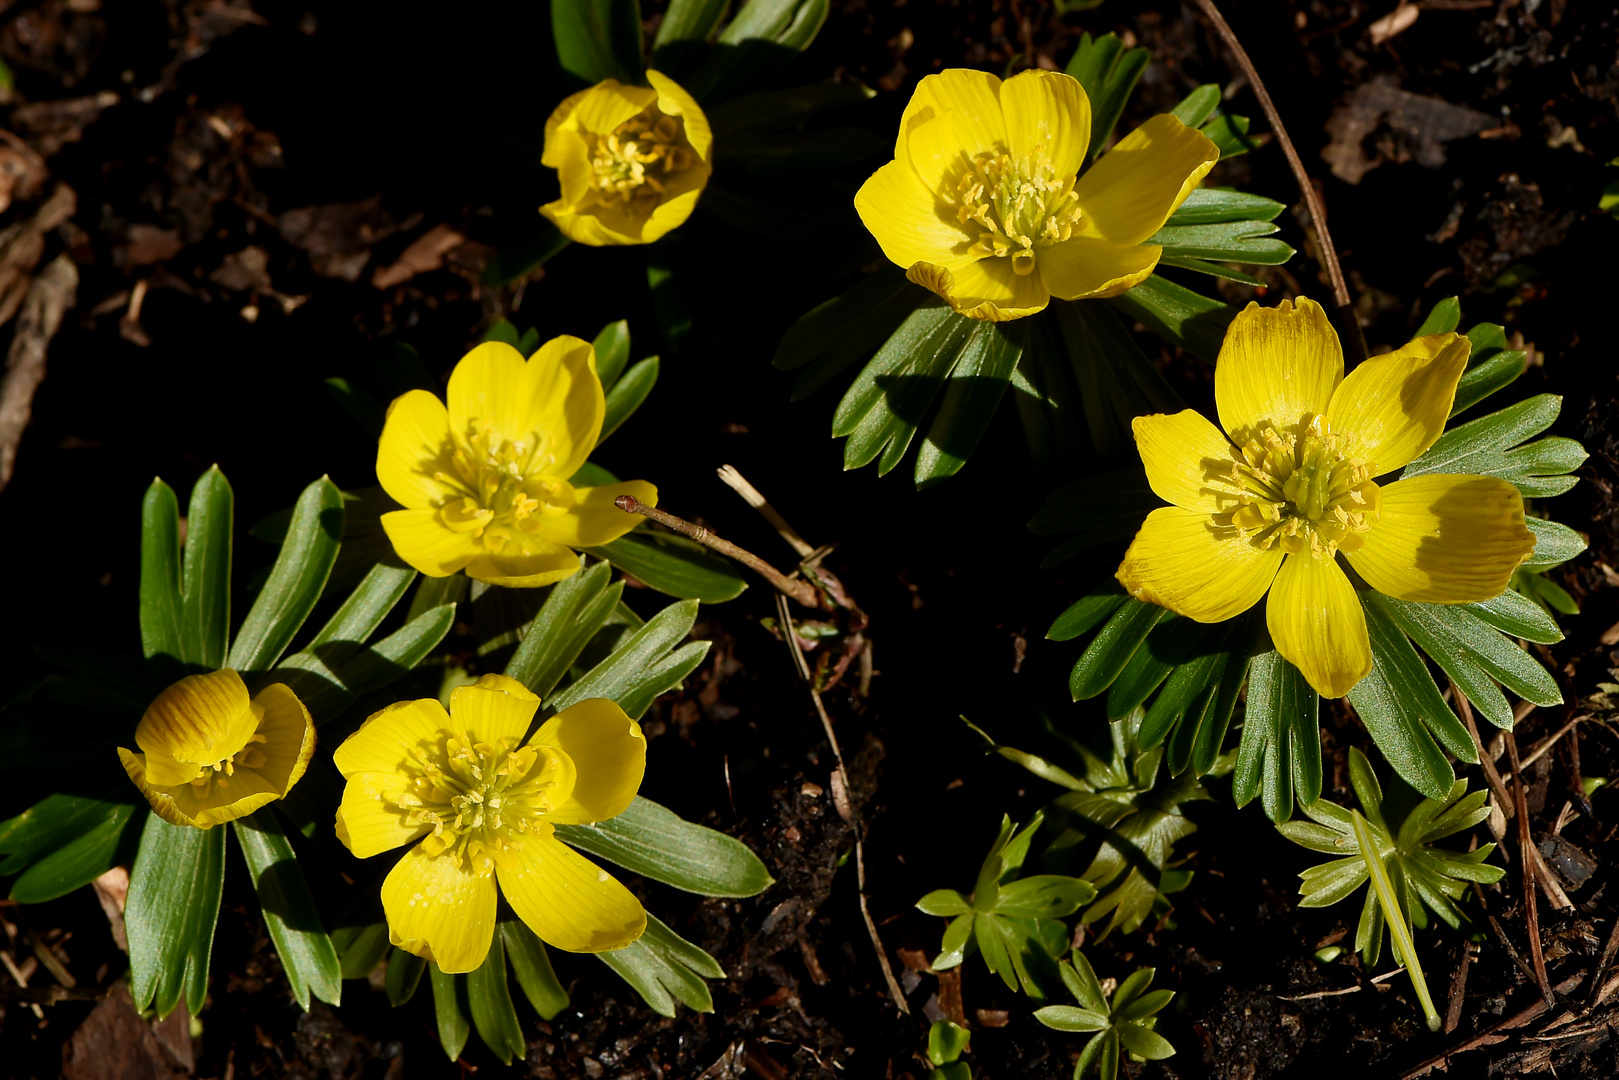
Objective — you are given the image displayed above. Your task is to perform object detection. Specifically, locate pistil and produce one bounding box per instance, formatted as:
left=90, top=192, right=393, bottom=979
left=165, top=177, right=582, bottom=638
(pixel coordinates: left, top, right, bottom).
left=1224, top=415, right=1380, bottom=558
left=431, top=423, right=566, bottom=552
left=589, top=112, right=691, bottom=206
left=397, top=735, right=568, bottom=876
left=955, top=151, right=1083, bottom=275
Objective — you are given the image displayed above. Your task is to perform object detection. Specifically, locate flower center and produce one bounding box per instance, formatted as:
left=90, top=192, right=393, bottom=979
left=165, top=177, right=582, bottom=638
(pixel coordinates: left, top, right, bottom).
left=433, top=423, right=566, bottom=554
left=397, top=734, right=569, bottom=876
left=1225, top=415, right=1382, bottom=559
left=188, top=732, right=268, bottom=793
left=955, top=151, right=1083, bottom=276
left=589, top=112, right=692, bottom=205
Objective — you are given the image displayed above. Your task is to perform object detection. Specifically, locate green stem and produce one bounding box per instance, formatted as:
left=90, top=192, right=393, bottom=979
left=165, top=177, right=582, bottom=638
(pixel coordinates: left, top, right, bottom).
left=1351, top=810, right=1439, bottom=1031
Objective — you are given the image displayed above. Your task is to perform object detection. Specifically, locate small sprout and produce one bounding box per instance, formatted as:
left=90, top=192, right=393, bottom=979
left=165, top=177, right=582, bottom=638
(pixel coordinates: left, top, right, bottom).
left=1276, top=747, right=1505, bottom=1031
left=1583, top=777, right=1608, bottom=799
left=1313, top=945, right=1344, bottom=964
left=1034, top=950, right=1175, bottom=1080
left=918, top=811, right=1096, bottom=998
left=926, top=1019, right=972, bottom=1080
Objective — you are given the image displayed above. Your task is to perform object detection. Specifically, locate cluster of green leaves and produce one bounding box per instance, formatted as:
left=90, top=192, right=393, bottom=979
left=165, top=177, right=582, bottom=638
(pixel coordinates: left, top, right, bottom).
left=774, top=33, right=1290, bottom=487
left=1034, top=951, right=1175, bottom=1080
left=1277, top=748, right=1503, bottom=1031
left=1046, top=299, right=1585, bottom=813
left=966, top=712, right=1206, bottom=936
left=926, top=1020, right=973, bottom=1080
left=920, top=812, right=1094, bottom=997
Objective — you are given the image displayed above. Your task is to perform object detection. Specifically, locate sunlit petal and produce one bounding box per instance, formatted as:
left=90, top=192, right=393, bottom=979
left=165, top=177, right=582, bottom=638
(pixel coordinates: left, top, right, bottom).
left=1072, top=114, right=1218, bottom=245
left=1133, top=410, right=1242, bottom=514
left=1265, top=553, right=1371, bottom=699
left=1327, top=333, right=1470, bottom=474
left=382, top=845, right=498, bottom=974
left=498, top=832, right=646, bottom=953
left=1214, top=298, right=1343, bottom=443
left=533, top=699, right=646, bottom=825
left=1346, top=475, right=1534, bottom=603
left=1036, top=236, right=1161, bottom=301
left=1116, top=506, right=1283, bottom=622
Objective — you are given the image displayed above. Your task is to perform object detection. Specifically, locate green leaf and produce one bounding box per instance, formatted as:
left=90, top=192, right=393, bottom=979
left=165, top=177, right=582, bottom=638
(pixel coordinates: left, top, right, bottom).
left=481, top=219, right=571, bottom=286
left=550, top=599, right=710, bottom=720
left=385, top=947, right=426, bottom=1006
left=927, top=1019, right=972, bottom=1066
left=1350, top=810, right=1440, bottom=1031
left=654, top=0, right=730, bottom=51
left=774, top=267, right=925, bottom=399
left=429, top=963, right=470, bottom=1061
left=1468, top=588, right=1564, bottom=644
left=994, top=875, right=1096, bottom=919
left=1149, top=220, right=1294, bottom=265
left=1200, top=112, right=1261, bottom=158
left=466, top=932, right=526, bottom=1065
left=1065, top=32, right=1150, bottom=161
left=1109, top=275, right=1233, bottom=363
left=285, top=597, right=456, bottom=722
left=1522, top=516, right=1587, bottom=572
left=1417, top=297, right=1462, bottom=336
left=1070, top=600, right=1170, bottom=700
left=481, top=318, right=520, bottom=347
left=723, top=126, right=883, bottom=174
left=915, top=319, right=1027, bottom=486
left=599, top=357, right=659, bottom=445
left=140, top=479, right=184, bottom=662
left=232, top=809, right=341, bottom=1009
left=555, top=796, right=773, bottom=897
left=588, top=531, right=748, bottom=603
left=708, top=82, right=874, bottom=138
left=1166, top=188, right=1286, bottom=227
left=4, top=798, right=137, bottom=903
left=502, top=921, right=569, bottom=1020
left=1450, top=323, right=1527, bottom=415
left=1169, top=84, right=1221, bottom=129
left=679, top=0, right=829, bottom=102
left=1118, top=1024, right=1176, bottom=1060
left=1030, top=469, right=1160, bottom=568
left=1402, top=395, right=1584, bottom=497
left=1155, top=256, right=1266, bottom=287
left=1234, top=649, right=1320, bottom=822
left=1346, top=600, right=1468, bottom=800
left=917, top=889, right=972, bottom=916
left=181, top=467, right=234, bottom=669
left=1034, top=1004, right=1110, bottom=1033
left=597, top=913, right=723, bottom=1016
left=127, top=813, right=226, bottom=1017
left=833, top=302, right=974, bottom=475
left=1374, top=596, right=1562, bottom=725
left=505, top=560, right=624, bottom=699
left=278, top=561, right=417, bottom=676
left=229, top=477, right=344, bottom=674
left=1049, top=581, right=1129, bottom=642
left=592, top=320, right=632, bottom=391
left=552, top=0, right=643, bottom=85
left=1105, top=614, right=1203, bottom=720
left=333, top=921, right=390, bottom=980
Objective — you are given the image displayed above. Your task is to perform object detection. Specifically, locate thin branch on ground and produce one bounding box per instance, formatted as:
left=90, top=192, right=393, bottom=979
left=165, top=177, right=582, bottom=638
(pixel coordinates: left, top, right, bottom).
left=1505, top=731, right=1555, bottom=1006
left=1191, top=0, right=1365, bottom=364
left=0, top=251, right=77, bottom=491
left=613, top=495, right=821, bottom=608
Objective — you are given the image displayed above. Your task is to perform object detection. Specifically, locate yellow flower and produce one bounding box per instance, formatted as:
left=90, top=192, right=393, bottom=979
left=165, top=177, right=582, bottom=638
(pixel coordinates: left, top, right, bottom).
left=540, top=70, right=712, bottom=246
left=1116, top=298, right=1536, bottom=699
left=117, top=670, right=315, bottom=829
left=332, top=674, right=647, bottom=972
left=377, top=335, right=657, bottom=588
left=854, top=68, right=1219, bottom=323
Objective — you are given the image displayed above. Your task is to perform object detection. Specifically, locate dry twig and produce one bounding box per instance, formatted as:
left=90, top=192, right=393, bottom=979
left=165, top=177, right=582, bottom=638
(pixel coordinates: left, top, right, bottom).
left=0, top=252, right=77, bottom=490
left=614, top=495, right=821, bottom=608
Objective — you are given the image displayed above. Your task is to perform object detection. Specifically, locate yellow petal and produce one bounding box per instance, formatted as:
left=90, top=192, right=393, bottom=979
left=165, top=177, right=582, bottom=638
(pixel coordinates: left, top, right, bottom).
left=250, top=683, right=316, bottom=798
left=382, top=845, right=498, bottom=974
left=548, top=79, right=654, bottom=145
left=527, top=335, right=606, bottom=479
left=1000, top=69, right=1090, bottom=180
left=901, top=69, right=1006, bottom=163
left=333, top=697, right=452, bottom=778
left=118, top=744, right=284, bottom=829
left=448, top=677, right=542, bottom=745
left=136, top=669, right=255, bottom=780
left=901, top=106, right=975, bottom=201
left=527, top=480, right=658, bottom=548
left=447, top=341, right=579, bottom=470
left=1346, top=475, right=1534, bottom=603
left=1265, top=553, right=1371, bottom=699
left=1116, top=506, right=1283, bottom=622
left=1214, top=298, right=1343, bottom=443
left=854, top=158, right=973, bottom=272
left=497, top=832, right=646, bottom=953
left=1326, top=333, right=1470, bottom=474
left=335, top=771, right=430, bottom=858
left=1132, top=410, right=1242, bottom=514
left=907, top=258, right=1050, bottom=322
left=542, top=86, right=595, bottom=164
left=1036, top=236, right=1161, bottom=301
left=533, top=699, right=646, bottom=825
left=1072, top=114, right=1218, bottom=245
left=380, top=508, right=481, bottom=577
left=647, top=70, right=711, bottom=162
left=640, top=183, right=706, bottom=244
left=543, top=198, right=643, bottom=247
left=463, top=544, right=583, bottom=588
left=376, top=390, right=459, bottom=512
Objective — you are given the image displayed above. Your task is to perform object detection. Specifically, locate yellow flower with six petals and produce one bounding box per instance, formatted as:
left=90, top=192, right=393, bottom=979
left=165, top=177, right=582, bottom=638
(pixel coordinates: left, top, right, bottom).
left=377, top=335, right=657, bottom=588
left=333, top=674, right=647, bottom=972
left=1116, top=298, right=1536, bottom=699
left=541, top=70, right=712, bottom=246
left=117, top=669, right=315, bottom=829
left=855, top=68, right=1219, bottom=322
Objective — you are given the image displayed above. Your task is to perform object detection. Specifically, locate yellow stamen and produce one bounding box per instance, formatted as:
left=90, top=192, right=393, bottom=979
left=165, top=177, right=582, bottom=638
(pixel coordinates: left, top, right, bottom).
left=954, top=151, right=1083, bottom=275
left=1224, top=415, right=1381, bottom=559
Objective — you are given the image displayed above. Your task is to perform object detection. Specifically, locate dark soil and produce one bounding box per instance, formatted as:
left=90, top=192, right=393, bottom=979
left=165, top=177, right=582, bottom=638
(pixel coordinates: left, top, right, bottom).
left=3, top=1, right=1619, bottom=1078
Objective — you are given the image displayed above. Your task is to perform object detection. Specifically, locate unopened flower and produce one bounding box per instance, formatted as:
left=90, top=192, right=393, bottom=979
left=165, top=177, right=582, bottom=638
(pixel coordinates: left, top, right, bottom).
left=855, top=68, right=1218, bottom=322
left=1117, top=298, right=1535, bottom=698
left=377, top=335, right=657, bottom=588
left=117, top=669, right=315, bottom=828
left=333, top=674, right=647, bottom=972
left=541, top=70, right=712, bottom=246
